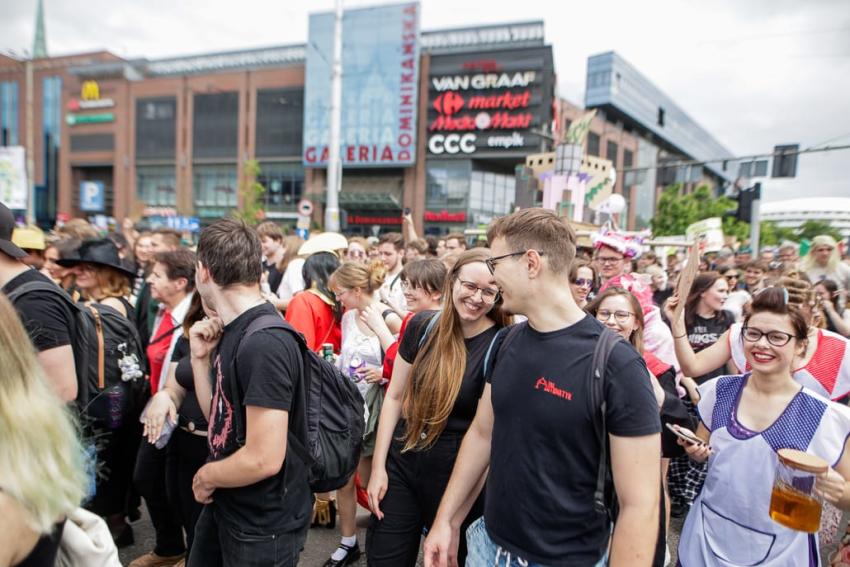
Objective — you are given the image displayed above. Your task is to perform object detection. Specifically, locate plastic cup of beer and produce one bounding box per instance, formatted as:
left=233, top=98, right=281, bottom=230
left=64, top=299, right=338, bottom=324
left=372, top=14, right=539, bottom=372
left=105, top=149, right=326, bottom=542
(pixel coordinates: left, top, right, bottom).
left=769, top=448, right=828, bottom=533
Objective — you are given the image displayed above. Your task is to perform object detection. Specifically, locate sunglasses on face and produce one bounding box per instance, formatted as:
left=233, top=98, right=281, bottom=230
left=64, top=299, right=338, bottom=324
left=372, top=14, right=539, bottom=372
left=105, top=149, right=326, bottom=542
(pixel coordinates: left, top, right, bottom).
left=572, top=278, right=594, bottom=288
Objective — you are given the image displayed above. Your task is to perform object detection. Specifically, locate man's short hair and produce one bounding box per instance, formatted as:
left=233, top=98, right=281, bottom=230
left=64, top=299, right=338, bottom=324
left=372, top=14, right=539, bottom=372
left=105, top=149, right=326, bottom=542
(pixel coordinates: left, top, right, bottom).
left=378, top=232, right=404, bottom=252
left=445, top=232, right=467, bottom=249
left=154, top=228, right=182, bottom=249
left=486, top=208, right=576, bottom=274
left=154, top=249, right=197, bottom=291
left=197, top=219, right=262, bottom=287
left=401, top=258, right=447, bottom=295
left=255, top=221, right=284, bottom=242
left=746, top=259, right=769, bottom=273
left=406, top=238, right=429, bottom=255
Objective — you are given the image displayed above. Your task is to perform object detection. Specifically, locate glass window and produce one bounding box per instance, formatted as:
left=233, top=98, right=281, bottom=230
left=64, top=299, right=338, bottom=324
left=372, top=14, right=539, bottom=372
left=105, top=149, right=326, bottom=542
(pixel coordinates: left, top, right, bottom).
left=256, top=89, right=303, bottom=158
left=587, top=132, right=600, bottom=157
left=136, top=97, right=176, bottom=160
left=470, top=171, right=484, bottom=210
left=193, top=164, right=237, bottom=216
left=136, top=166, right=176, bottom=207
left=1, top=81, right=19, bottom=146
left=425, top=160, right=470, bottom=211
left=257, top=163, right=305, bottom=211
left=193, top=92, right=238, bottom=159
left=606, top=141, right=618, bottom=163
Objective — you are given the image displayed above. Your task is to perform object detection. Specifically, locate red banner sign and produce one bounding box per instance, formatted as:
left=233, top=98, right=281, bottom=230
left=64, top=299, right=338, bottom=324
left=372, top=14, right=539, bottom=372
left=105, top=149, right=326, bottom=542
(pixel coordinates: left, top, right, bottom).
left=347, top=215, right=404, bottom=225
left=424, top=210, right=467, bottom=222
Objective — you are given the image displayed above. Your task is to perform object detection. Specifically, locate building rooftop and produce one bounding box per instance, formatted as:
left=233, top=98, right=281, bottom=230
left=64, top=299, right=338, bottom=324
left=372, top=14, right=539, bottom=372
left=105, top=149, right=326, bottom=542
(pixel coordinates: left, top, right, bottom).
left=760, top=198, right=850, bottom=215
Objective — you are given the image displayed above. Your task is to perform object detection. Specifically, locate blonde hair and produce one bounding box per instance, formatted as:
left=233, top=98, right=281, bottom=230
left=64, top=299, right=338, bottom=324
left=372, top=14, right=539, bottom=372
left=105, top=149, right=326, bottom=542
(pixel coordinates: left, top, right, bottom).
left=80, top=265, right=131, bottom=301
left=0, top=295, right=87, bottom=533
left=802, top=235, right=841, bottom=275
left=277, top=235, right=305, bottom=273
left=330, top=259, right=387, bottom=294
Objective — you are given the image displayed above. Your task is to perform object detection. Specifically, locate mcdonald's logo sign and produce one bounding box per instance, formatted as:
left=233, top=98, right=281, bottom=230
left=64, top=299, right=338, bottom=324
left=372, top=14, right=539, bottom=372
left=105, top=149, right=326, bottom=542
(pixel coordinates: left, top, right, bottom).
left=81, top=81, right=100, bottom=101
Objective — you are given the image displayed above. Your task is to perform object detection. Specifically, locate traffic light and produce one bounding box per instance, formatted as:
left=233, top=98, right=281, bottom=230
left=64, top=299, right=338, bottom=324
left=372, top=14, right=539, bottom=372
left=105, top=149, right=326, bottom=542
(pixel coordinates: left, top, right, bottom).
left=726, top=183, right=761, bottom=224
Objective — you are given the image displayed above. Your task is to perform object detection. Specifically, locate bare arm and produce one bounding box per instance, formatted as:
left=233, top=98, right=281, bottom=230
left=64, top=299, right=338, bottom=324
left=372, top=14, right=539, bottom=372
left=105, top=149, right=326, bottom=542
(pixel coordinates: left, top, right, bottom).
left=608, top=433, right=661, bottom=567
left=36, top=345, right=77, bottom=402
left=672, top=327, right=733, bottom=378
left=189, top=318, right=223, bottom=422
left=402, top=213, right=418, bottom=244
left=193, top=406, right=289, bottom=501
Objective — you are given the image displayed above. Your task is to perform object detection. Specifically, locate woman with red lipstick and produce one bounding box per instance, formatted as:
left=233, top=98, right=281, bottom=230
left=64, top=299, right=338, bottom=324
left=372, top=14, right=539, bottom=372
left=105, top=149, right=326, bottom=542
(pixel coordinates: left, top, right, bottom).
left=676, top=287, right=850, bottom=566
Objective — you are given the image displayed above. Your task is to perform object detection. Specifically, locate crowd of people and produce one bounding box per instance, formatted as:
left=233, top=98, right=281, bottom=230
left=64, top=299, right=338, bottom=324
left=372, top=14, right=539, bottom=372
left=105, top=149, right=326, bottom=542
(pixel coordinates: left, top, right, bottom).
left=3, top=198, right=850, bottom=566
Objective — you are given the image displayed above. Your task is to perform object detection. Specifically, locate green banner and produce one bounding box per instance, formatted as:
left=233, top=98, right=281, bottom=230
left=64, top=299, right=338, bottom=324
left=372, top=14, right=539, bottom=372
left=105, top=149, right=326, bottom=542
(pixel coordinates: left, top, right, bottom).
left=66, top=112, right=114, bottom=125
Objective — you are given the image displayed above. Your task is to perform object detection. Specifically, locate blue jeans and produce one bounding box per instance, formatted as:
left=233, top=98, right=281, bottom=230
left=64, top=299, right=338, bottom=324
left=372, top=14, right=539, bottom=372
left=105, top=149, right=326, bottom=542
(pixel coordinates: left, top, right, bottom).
left=465, top=518, right=608, bottom=567
left=187, top=505, right=308, bottom=567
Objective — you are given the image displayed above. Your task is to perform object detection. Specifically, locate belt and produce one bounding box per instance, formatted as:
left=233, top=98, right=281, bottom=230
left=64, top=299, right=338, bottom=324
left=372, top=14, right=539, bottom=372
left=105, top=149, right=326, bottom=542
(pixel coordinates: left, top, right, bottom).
left=180, top=425, right=208, bottom=438
left=178, top=415, right=208, bottom=437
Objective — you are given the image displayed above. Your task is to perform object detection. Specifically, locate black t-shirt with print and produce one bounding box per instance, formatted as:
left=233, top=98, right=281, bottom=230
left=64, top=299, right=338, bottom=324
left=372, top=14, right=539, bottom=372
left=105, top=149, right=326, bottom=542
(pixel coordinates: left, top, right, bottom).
left=172, top=337, right=208, bottom=431
left=263, top=260, right=283, bottom=295
left=484, top=315, right=661, bottom=566
left=687, top=310, right=734, bottom=384
left=3, top=268, right=74, bottom=352
left=207, top=302, right=311, bottom=533
left=398, top=310, right=498, bottom=435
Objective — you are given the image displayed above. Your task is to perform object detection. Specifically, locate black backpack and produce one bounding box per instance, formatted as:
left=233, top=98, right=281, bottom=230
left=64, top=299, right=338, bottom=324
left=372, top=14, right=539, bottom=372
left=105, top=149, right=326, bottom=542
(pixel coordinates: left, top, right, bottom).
left=483, top=320, right=623, bottom=519
left=231, top=313, right=365, bottom=493
left=7, top=280, right=148, bottom=427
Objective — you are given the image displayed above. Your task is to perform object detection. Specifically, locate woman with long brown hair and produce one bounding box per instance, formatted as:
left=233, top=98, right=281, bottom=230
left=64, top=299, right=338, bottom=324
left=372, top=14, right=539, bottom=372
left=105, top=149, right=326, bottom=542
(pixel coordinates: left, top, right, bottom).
left=365, top=249, right=511, bottom=566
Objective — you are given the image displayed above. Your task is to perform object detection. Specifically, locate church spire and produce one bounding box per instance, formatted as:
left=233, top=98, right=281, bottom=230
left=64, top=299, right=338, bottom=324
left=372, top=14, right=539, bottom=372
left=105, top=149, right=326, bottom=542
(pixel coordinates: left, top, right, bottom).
left=32, top=0, right=47, bottom=59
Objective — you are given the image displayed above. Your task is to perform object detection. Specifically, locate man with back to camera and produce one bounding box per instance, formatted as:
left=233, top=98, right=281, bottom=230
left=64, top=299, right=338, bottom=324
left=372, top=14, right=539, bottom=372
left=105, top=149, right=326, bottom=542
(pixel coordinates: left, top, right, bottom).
left=0, top=202, right=78, bottom=403
left=423, top=208, right=661, bottom=567
left=187, top=218, right=311, bottom=566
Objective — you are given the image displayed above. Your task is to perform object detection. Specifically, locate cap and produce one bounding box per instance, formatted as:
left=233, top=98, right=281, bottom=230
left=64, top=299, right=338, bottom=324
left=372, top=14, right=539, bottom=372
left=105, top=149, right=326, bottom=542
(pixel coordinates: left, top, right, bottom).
left=12, top=225, right=46, bottom=251
left=0, top=202, right=27, bottom=258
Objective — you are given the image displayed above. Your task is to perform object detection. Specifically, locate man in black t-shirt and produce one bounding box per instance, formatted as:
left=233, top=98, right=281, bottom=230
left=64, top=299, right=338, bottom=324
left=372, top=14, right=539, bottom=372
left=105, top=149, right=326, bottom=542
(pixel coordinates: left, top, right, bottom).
left=186, top=218, right=311, bottom=567
left=0, top=203, right=78, bottom=402
left=424, top=208, right=661, bottom=567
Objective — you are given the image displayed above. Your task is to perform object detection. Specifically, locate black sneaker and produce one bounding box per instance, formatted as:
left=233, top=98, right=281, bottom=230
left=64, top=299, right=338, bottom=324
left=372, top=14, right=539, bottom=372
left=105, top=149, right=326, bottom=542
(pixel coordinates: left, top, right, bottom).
left=322, top=543, right=361, bottom=567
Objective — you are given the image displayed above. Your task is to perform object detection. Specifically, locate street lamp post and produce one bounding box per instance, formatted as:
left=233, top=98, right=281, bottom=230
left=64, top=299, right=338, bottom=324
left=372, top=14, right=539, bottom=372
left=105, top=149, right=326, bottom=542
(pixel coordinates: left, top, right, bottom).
left=324, top=0, right=343, bottom=232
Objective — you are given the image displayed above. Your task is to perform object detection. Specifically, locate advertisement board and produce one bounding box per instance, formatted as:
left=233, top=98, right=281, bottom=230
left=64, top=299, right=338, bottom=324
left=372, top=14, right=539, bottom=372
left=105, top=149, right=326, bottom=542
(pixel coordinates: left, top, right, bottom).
left=0, top=146, right=28, bottom=210
left=426, top=47, right=554, bottom=158
left=303, top=2, right=420, bottom=167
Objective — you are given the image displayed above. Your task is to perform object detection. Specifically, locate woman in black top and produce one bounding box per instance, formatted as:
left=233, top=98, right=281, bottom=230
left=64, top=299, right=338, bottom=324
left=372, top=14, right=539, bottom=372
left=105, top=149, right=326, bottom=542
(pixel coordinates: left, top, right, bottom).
left=142, top=293, right=209, bottom=560
left=365, top=249, right=511, bottom=567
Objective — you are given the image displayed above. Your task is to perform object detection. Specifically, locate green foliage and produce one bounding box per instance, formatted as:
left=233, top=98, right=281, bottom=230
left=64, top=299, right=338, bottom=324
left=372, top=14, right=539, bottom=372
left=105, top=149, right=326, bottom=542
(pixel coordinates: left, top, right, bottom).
left=795, top=219, right=843, bottom=242
left=759, top=221, right=797, bottom=246
left=651, top=184, right=749, bottom=241
left=231, top=160, right=266, bottom=226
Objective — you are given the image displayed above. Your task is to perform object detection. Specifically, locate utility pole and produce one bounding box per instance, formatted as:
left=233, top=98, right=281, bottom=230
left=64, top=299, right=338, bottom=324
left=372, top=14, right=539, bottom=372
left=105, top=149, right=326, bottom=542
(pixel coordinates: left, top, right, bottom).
left=25, top=58, right=35, bottom=225
left=749, top=182, right=761, bottom=255
left=324, top=0, right=343, bottom=232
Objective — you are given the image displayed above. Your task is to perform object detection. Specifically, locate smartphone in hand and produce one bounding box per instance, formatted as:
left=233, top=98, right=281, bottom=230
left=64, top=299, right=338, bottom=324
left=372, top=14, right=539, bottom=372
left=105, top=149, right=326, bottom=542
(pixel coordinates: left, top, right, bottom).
left=665, top=423, right=703, bottom=445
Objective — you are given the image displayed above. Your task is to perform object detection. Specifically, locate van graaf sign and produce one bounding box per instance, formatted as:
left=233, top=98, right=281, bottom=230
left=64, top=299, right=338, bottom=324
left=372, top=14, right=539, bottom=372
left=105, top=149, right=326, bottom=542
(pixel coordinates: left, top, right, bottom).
left=303, top=3, right=420, bottom=167
left=426, top=67, right=542, bottom=156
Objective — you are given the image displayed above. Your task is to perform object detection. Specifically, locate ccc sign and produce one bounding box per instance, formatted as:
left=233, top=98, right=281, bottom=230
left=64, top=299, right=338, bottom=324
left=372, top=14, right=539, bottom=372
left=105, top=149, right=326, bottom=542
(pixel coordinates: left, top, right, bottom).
left=428, top=133, right=476, bottom=155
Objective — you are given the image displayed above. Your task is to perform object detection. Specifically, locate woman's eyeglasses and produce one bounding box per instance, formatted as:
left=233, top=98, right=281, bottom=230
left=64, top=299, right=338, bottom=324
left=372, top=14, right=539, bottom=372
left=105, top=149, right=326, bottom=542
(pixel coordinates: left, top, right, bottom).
left=596, top=310, right=634, bottom=325
left=457, top=279, right=500, bottom=304
left=741, top=326, right=797, bottom=347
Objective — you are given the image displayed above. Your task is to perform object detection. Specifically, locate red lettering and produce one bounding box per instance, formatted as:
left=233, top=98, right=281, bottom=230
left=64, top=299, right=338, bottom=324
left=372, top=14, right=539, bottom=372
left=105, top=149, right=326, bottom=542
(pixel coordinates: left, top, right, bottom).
left=424, top=210, right=467, bottom=222
left=305, top=147, right=317, bottom=163
left=398, top=150, right=410, bottom=161
left=320, top=147, right=329, bottom=162
left=398, top=133, right=412, bottom=147
left=468, top=90, right=531, bottom=111
left=403, top=43, right=415, bottom=55
left=400, top=94, right=414, bottom=107
left=380, top=146, right=394, bottom=161
left=403, top=4, right=416, bottom=15
left=359, top=146, right=369, bottom=161
left=401, top=73, right=414, bottom=83
left=346, top=146, right=355, bottom=161
left=399, top=116, right=413, bottom=131
left=401, top=57, right=414, bottom=69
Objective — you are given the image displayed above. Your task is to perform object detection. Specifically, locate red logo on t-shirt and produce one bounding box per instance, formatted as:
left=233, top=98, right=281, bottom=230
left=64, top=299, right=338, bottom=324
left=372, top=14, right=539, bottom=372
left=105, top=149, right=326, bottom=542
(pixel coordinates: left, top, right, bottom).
left=535, top=377, right=573, bottom=401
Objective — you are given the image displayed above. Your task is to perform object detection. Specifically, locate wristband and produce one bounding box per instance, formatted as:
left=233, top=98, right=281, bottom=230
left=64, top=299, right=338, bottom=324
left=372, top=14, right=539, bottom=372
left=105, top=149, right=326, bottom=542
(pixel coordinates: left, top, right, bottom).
left=673, top=333, right=687, bottom=339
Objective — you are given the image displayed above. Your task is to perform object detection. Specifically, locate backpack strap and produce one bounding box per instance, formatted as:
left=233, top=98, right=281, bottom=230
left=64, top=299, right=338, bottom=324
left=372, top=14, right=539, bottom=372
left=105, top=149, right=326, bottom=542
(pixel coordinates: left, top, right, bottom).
left=482, top=322, right=525, bottom=380
left=417, top=311, right=441, bottom=349
left=590, top=326, right=623, bottom=519
left=230, top=312, right=315, bottom=468
left=85, top=305, right=106, bottom=390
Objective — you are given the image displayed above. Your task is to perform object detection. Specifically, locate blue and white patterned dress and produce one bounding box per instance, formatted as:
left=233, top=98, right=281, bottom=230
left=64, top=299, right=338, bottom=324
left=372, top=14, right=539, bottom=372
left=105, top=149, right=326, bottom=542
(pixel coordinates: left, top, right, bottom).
left=678, top=374, right=850, bottom=566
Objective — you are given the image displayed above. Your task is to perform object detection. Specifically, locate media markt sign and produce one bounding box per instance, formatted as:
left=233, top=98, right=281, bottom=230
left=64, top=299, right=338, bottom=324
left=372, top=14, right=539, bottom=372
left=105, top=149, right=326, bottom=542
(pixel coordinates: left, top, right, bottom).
left=66, top=113, right=115, bottom=126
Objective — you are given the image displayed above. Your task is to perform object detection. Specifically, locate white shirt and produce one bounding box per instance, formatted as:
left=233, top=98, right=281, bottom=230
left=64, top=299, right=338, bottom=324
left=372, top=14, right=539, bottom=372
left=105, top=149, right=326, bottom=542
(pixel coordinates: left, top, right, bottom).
left=277, top=258, right=306, bottom=302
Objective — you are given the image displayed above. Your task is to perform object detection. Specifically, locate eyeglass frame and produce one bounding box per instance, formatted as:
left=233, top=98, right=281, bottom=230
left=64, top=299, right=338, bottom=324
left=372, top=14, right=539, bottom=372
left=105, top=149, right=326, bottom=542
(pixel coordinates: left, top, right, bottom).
left=595, top=309, right=635, bottom=325
left=741, top=325, right=799, bottom=347
left=595, top=254, right=625, bottom=265
left=455, top=279, right=501, bottom=304
left=572, top=277, right=594, bottom=289
left=484, top=250, right=544, bottom=274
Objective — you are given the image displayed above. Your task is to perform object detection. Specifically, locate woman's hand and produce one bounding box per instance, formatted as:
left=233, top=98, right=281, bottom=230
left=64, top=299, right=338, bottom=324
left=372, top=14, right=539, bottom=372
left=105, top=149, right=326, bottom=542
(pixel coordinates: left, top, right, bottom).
left=143, top=391, right=177, bottom=444
left=680, top=436, right=712, bottom=463
left=816, top=468, right=847, bottom=506
left=680, top=376, right=701, bottom=405
left=360, top=304, right=387, bottom=333
left=662, top=294, right=679, bottom=322
left=367, top=465, right=389, bottom=520
left=358, top=366, right=385, bottom=384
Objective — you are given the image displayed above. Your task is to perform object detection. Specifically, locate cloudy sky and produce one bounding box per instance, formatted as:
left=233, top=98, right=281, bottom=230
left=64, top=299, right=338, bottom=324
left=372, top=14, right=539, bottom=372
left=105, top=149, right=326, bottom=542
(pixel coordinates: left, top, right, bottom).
left=2, top=0, right=848, bottom=202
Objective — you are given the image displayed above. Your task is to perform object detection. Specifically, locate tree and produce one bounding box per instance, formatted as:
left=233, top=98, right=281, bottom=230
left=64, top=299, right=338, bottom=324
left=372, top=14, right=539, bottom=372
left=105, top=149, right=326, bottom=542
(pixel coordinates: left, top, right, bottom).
left=231, top=160, right=266, bottom=226
left=759, top=221, right=798, bottom=247
left=651, top=184, right=749, bottom=241
left=795, top=219, right=843, bottom=242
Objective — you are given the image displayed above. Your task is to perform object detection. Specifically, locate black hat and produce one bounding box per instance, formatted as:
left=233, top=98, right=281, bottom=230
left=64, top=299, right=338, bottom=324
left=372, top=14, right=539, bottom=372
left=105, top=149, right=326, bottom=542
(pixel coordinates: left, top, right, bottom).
left=0, top=202, right=27, bottom=258
left=57, top=238, right=135, bottom=277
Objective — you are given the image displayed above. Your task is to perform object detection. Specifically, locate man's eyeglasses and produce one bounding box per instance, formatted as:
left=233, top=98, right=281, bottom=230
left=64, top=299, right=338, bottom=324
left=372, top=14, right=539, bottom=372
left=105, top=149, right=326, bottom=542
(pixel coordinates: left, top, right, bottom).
left=457, top=279, right=500, bottom=304
left=741, top=326, right=797, bottom=347
left=485, top=251, right=543, bottom=274
left=596, top=256, right=624, bottom=265
left=572, top=278, right=594, bottom=289
left=596, top=310, right=634, bottom=324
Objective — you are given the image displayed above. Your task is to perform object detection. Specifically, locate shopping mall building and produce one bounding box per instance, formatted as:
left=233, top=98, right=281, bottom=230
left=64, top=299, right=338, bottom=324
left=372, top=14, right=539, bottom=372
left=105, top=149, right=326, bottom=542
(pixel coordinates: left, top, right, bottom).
left=0, top=4, right=732, bottom=234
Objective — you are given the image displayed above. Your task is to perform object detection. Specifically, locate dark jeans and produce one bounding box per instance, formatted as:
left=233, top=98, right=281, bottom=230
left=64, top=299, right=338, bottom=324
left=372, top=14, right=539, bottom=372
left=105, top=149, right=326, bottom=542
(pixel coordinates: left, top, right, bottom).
left=134, top=438, right=185, bottom=556
left=366, top=431, right=482, bottom=567
left=165, top=428, right=209, bottom=557
left=86, top=418, right=142, bottom=518
left=188, top=505, right=308, bottom=567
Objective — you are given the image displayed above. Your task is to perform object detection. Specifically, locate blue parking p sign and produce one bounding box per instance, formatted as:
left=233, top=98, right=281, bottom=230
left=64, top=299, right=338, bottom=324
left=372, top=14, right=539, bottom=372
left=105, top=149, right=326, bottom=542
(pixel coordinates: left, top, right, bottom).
left=80, top=181, right=105, bottom=212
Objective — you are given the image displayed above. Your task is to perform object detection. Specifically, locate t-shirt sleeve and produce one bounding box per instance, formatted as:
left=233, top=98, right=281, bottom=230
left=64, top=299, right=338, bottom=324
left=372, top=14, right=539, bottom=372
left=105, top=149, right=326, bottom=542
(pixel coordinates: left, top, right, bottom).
left=397, top=310, right=438, bottom=364
left=696, top=377, right=721, bottom=431
left=605, top=343, right=663, bottom=437
left=171, top=336, right=189, bottom=362
left=238, top=329, right=302, bottom=412
left=14, top=294, right=73, bottom=351
left=285, top=294, right=317, bottom=350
